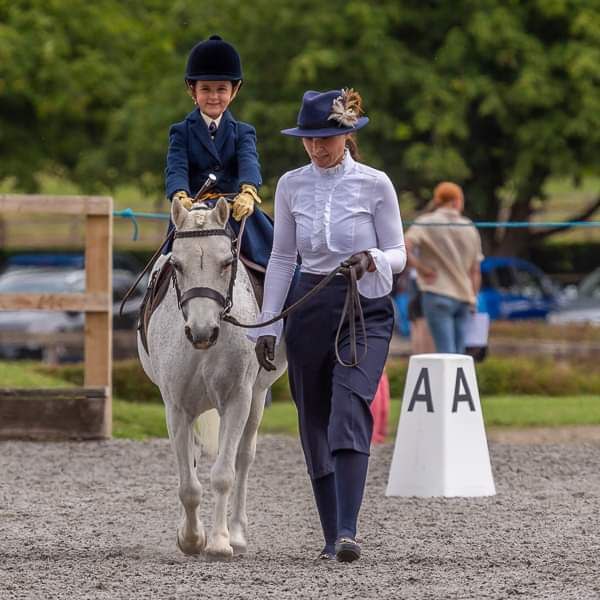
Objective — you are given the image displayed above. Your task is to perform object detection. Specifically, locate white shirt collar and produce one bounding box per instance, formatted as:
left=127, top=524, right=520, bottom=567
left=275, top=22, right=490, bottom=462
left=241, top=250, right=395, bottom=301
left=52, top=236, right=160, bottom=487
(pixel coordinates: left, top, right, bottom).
left=311, top=149, right=354, bottom=177
left=200, top=111, right=223, bottom=130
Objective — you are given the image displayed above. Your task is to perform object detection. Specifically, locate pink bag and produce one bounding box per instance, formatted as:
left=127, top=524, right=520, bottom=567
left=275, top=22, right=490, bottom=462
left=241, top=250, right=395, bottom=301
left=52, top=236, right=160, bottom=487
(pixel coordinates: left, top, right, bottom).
left=371, top=371, right=390, bottom=445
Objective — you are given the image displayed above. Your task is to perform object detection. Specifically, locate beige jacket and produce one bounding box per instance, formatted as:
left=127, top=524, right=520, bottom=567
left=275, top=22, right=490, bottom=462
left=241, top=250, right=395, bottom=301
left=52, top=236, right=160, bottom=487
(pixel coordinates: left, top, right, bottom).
left=405, top=207, right=483, bottom=305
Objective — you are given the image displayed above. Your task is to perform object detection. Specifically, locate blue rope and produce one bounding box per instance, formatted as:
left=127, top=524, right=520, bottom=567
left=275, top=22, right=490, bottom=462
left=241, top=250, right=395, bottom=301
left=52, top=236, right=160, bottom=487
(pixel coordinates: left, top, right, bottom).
left=405, top=220, right=600, bottom=228
left=112, top=208, right=600, bottom=240
left=113, top=208, right=169, bottom=241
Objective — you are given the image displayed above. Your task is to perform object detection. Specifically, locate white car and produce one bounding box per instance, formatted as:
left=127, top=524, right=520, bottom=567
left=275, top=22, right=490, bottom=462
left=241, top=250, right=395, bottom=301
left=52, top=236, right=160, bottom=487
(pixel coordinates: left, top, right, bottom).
left=0, top=266, right=146, bottom=360
left=548, top=268, right=600, bottom=325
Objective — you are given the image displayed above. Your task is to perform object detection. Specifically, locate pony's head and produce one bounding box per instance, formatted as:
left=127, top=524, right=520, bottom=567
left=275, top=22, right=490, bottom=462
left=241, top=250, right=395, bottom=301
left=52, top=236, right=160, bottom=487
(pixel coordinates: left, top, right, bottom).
left=170, top=196, right=234, bottom=349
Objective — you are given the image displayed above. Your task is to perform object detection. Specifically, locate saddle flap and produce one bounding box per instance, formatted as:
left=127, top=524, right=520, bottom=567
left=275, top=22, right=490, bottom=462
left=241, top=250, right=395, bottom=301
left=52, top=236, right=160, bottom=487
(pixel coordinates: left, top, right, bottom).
left=139, top=260, right=174, bottom=354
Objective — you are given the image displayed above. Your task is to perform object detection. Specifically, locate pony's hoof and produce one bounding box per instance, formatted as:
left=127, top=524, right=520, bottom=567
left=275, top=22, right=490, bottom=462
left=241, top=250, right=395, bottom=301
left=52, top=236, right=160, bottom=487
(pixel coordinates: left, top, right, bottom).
left=230, top=540, right=247, bottom=556
left=205, top=544, right=234, bottom=561
left=229, top=526, right=248, bottom=555
left=176, top=528, right=206, bottom=556
left=205, top=535, right=234, bottom=560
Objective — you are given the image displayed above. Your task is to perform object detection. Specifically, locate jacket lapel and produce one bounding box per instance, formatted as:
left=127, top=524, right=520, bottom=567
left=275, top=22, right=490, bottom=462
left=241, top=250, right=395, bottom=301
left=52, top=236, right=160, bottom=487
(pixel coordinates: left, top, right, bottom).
left=213, top=110, right=234, bottom=155
left=187, top=110, right=220, bottom=161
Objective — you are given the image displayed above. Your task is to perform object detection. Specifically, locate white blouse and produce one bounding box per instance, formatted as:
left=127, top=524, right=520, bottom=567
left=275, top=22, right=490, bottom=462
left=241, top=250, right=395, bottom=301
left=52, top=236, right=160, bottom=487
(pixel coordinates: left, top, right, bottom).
left=248, top=152, right=406, bottom=342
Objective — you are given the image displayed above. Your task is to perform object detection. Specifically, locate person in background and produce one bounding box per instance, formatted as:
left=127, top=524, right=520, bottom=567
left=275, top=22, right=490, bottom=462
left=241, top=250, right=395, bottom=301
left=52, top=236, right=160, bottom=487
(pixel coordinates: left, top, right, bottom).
left=250, top=89, right=406, bottom=562
left=164, top=35, right=273, bottom=263
left=407, top=267, right=435, bottom=354
left=405, top=182, right=482, bottom=354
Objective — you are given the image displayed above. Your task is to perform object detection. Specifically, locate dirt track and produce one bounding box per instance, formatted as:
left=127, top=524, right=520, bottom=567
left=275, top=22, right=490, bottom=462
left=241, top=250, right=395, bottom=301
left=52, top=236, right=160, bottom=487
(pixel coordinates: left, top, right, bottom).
left=1, top=436, right=599, bottom=600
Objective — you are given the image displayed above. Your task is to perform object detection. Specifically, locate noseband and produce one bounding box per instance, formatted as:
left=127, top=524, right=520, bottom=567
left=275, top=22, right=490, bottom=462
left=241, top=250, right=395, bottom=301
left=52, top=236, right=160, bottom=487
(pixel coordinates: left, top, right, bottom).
left=171, top=228, right=238, bottom=318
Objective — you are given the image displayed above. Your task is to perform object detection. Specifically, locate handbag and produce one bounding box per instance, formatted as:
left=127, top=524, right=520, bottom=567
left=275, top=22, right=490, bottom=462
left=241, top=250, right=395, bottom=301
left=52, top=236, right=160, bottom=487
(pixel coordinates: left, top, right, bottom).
left=464, top=311, right=490, bottom=362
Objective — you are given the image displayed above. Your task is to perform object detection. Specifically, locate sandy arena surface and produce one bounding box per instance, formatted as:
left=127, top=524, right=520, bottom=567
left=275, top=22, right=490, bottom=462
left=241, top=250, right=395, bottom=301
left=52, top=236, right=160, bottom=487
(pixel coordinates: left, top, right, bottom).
left=1, top=435, right=600, bottom=600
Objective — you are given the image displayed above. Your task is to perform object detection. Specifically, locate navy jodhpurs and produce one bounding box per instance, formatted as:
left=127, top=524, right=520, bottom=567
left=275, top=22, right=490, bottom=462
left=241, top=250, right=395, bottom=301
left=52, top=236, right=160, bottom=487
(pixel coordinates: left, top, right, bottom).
left=285, top=272, right=395, bottom=480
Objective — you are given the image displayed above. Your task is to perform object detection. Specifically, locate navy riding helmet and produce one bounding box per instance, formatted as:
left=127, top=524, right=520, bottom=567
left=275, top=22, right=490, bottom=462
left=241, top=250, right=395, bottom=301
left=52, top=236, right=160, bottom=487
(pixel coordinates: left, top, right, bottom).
left=185, top=35, right=243, bottom=82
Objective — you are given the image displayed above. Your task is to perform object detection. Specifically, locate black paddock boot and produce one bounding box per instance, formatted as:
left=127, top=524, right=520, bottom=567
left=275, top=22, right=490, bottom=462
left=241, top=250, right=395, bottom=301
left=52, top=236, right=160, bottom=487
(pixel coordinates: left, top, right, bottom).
left=335, top=537, right=361, bottom=562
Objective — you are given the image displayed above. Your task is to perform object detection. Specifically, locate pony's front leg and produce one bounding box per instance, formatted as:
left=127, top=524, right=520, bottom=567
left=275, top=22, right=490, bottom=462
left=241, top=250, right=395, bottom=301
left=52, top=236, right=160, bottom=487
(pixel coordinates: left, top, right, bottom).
left=229, top=387, right=265, bottom=555
left=205, top=395, right=251, bottom=560
left=166, top=402, right=206, bottom=555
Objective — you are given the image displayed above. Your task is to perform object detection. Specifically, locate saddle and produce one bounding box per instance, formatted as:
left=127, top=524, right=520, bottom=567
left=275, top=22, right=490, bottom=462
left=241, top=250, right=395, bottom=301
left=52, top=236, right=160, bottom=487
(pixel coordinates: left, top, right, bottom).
left=138, top=255, right=264, bottom=354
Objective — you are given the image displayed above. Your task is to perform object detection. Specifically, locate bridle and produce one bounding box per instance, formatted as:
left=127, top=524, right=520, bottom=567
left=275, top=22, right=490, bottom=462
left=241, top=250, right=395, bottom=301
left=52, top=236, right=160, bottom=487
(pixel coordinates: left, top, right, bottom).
left=170, top=226, right=238, bottom=320
left=170, top=221, right=367, bottom=367
left=121, top=203, right=368, bottom=367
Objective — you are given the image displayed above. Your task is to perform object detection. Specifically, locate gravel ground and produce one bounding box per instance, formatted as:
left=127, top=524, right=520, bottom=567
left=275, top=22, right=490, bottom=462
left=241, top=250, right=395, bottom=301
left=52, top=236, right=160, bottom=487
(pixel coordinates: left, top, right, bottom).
left=1, top=435, right=600, bottom=600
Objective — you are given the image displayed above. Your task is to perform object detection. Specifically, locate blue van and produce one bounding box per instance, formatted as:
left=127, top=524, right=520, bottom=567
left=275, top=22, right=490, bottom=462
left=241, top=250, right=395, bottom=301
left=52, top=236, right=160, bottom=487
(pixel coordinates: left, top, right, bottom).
left=393, top=257, right=558, bottom=336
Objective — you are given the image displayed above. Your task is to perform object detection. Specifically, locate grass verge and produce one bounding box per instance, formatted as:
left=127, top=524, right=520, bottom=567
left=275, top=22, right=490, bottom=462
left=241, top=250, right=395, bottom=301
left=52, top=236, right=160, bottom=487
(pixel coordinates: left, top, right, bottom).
left=113, top=399, right=167, bottom=440
left=0, top=361, right=77, bottom=388
left=110, top=394, right=600, bottom=440
left=2, top=360, right=599, bottom=439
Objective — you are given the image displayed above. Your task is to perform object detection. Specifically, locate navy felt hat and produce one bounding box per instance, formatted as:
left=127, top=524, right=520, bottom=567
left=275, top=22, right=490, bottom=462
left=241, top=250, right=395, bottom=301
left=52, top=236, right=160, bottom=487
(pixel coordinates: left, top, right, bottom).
left=185, top=35, right=243, bottom=81
left=281, top=89, right=369, bottom=137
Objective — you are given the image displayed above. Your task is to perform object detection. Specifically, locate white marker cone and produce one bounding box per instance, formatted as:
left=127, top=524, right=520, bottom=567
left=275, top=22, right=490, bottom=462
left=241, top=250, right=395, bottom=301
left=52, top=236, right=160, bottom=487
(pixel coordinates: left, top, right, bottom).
left=386, top=354, right=496, bottom=497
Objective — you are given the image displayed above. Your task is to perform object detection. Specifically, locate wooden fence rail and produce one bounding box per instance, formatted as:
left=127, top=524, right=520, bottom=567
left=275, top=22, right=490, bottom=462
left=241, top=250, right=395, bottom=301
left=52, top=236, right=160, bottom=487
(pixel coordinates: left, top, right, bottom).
left=0, top=194, right=113, bottom=439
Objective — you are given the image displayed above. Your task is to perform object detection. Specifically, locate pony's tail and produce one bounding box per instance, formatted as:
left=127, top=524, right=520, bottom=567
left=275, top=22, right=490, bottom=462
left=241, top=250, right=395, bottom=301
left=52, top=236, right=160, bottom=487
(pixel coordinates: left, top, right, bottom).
left=196, top=409, right=220, bottom=459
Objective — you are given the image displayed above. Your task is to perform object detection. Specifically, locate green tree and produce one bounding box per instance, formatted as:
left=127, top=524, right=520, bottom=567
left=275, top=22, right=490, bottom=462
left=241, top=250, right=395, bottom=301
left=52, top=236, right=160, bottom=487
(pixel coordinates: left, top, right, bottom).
left=225, top=0, right=600, bottom=254
left=2, top=0, right=600, bottom=254
left=0, top=0, right=172, bottom=193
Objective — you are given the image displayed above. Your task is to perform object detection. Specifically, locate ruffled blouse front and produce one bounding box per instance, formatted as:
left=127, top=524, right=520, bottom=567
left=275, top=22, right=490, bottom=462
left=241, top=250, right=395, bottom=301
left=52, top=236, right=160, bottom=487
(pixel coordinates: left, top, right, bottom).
left=249, top=152, right=406, bottom=342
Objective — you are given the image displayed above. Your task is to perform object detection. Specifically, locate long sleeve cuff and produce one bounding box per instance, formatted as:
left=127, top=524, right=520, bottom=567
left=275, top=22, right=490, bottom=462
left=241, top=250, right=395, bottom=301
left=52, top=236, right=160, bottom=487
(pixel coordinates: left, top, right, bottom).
left=357, top=247, right=406, bottom=298
left=246, top=311, right=284, bottom=344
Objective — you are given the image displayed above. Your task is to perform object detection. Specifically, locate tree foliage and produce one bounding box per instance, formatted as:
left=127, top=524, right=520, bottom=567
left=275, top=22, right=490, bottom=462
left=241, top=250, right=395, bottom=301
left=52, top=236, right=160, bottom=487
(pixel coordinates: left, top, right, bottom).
left=1, top=0, right=600, bottom=252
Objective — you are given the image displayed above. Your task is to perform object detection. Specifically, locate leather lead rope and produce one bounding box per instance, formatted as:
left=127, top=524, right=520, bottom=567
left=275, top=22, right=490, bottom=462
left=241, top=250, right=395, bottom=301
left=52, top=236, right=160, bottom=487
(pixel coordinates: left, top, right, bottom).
left=334, top=267, right=367, bottom=367
left=223, top=263, right=367, bottom=368
left=121, top=207, right=368, bottom=367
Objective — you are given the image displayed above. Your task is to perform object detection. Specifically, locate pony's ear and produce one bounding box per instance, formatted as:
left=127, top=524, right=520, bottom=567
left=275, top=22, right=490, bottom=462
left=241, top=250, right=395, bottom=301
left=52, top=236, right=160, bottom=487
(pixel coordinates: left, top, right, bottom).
left=171, top=196, right=189, bottom=230
left=214, top=197, right=230, bottom=227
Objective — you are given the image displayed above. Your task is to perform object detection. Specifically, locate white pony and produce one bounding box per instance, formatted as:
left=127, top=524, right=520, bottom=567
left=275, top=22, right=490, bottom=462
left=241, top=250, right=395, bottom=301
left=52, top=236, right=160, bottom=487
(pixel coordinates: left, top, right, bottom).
left=138, top=196, right=286, bottom=559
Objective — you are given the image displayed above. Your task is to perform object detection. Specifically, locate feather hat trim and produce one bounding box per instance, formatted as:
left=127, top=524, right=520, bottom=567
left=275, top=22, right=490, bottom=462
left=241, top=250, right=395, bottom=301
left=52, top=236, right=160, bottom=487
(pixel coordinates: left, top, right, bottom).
left=328, top=88, right=363, bottom=127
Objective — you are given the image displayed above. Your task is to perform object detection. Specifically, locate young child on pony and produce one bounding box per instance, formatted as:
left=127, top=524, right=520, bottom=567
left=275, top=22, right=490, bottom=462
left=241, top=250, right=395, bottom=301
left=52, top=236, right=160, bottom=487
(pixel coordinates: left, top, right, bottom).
left=164, top=34, right=273, bottom=264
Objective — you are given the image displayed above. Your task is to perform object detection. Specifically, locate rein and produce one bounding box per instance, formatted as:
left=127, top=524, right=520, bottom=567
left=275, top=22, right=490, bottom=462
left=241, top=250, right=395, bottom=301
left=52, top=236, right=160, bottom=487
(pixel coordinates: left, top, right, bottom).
left=223, top=265, right=367, bottom=368
left=121, top=208, right=367, bottom=367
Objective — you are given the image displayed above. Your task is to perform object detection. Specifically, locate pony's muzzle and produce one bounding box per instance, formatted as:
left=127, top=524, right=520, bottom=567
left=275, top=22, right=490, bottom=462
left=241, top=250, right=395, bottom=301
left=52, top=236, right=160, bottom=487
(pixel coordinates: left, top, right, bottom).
left=185, top=324, right=220, bottom=349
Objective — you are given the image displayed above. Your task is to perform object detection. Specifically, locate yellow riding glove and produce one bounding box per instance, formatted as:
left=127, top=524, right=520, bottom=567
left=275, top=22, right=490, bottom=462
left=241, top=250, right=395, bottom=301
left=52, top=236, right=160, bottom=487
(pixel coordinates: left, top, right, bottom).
left=232, top=184, right=261, bottom=221
left=172, top=190, right=194, bottom=210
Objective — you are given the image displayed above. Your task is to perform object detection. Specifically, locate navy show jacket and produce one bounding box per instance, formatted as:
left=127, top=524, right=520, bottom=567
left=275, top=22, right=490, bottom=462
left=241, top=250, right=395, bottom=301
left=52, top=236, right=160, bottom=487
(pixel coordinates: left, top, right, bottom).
left=165, top=108, right=262, bottom=200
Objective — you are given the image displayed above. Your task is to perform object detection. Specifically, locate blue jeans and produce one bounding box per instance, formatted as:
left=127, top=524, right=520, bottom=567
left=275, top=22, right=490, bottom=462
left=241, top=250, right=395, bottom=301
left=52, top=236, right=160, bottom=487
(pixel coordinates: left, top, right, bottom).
left=421, top=291, right=470, bottom=354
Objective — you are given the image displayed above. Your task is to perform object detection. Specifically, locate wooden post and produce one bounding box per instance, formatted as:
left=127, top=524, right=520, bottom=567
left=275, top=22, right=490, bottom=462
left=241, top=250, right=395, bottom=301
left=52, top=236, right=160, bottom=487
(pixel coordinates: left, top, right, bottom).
left=85, top=208, right=113, bottom=437
left=0, top=195, right=114, bottom=440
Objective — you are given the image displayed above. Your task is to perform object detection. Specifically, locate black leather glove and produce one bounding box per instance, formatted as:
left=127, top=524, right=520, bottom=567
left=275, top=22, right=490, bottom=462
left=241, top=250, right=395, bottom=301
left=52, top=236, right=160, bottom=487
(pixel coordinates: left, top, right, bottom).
left=340, top=251, right=374, bottom=280
left=255, top=335, right=277, bottom=371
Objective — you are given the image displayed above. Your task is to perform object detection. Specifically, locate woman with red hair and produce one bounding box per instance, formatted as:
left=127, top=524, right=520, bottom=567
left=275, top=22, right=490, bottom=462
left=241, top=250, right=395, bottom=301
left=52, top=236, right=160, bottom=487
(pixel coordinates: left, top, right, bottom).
left=404, top=182, right=483, bottom=354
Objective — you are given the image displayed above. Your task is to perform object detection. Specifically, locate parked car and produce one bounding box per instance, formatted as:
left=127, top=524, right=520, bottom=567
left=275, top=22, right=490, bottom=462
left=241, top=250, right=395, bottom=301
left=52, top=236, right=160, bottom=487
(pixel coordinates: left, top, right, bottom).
left=479, top=257, right=559, bottom=320
left=1, top=251, right=143, bottom=274
left=393, top=257, right=559, bottom=336
left=548, top=267, right=600, bottom=325
left=0, top=264, right=146, bottom=361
